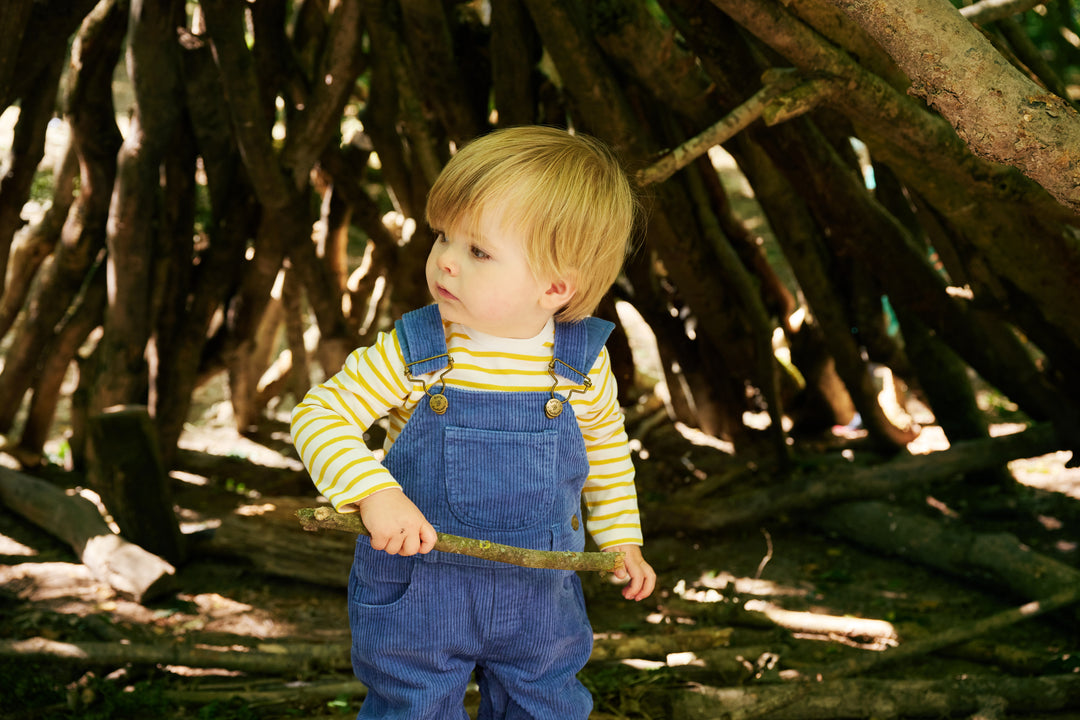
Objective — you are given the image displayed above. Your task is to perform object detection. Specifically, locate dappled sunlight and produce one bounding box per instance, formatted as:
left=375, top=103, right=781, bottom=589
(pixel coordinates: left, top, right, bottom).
left=665, top=569, right=899, bottom=652
left=0, top=556, right=305, bottom=641
left=1010, top=449, right=1080, bottom=500
left=0, top=534, right=37, bottom=557
left=908, top=418, right=1080, bottom=501
left=688, top=570, right=811, bottom=598
left=740, top=600, right=898, bottom=650
left=674, top=422, right=736, bottom=454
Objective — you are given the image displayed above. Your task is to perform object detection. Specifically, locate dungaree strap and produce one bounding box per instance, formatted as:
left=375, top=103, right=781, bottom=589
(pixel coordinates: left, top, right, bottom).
left=395, top=304, right=450, bottom=375
left=552, top=317, right=615, bottom=383
left=397, top=304, right=613, bottom=379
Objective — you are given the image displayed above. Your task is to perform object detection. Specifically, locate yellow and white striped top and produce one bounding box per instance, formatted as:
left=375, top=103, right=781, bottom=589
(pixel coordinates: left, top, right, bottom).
left=290, top=319, right=643, bottom=550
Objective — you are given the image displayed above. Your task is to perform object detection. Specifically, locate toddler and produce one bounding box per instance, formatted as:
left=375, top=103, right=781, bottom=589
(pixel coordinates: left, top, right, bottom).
left=292, top=126, right=656, bottom=719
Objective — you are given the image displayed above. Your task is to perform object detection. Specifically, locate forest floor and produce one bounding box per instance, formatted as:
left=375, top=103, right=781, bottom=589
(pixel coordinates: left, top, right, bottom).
left=2, top=383, right=1080, bottom=719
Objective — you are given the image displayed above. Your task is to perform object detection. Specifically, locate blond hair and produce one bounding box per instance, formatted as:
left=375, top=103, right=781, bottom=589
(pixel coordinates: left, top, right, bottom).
left=425, top=126, right=637, bottom=322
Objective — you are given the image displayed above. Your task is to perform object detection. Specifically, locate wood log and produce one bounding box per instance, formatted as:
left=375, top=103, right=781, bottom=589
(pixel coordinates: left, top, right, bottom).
left=673, top=673, right=1080, bottom=719
left=0, top=627, right=734, bottom=672
left=682, top=584, right=1080, bottom=720
left=816, top=499, right=1080, bottom=615
left=163, top=679, right=368, bottom=705
left=0, top=637, right=350, bottom=674
left=0, top=466, right=175, bottom=602
left=201, top=497, right=354, bottom=588
left=649, top=423, right=1059, bottom=533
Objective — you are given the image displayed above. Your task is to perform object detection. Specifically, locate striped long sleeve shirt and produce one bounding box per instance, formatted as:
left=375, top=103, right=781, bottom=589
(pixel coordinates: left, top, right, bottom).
left=290, top=319, right=643, bottom=550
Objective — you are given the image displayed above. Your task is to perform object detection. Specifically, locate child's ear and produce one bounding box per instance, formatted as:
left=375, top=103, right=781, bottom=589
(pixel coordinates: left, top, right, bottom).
left=541, top=277, right=577, bottom=310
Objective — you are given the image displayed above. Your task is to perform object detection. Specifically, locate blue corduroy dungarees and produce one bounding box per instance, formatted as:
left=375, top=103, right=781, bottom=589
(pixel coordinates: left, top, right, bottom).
left=348, top=304, right=614, bottom=719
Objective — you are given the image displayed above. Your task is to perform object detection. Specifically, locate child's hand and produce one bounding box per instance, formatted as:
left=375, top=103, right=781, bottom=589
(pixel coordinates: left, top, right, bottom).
left=605, top=544, right=656, bottom=601
left=353, top=489, right=438, bottom=556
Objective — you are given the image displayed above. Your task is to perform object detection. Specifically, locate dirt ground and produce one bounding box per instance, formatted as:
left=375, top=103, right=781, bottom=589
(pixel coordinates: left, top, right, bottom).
left=3, top=390, right=1080, bottom=719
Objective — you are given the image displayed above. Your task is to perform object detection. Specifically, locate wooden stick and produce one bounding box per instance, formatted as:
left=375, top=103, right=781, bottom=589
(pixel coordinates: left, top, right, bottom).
left=296, top=506, right=624, bottom=573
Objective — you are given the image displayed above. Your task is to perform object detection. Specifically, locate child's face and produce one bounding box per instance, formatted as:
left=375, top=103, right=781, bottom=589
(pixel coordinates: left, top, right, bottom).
left=426, top=210, right=566, bottom=338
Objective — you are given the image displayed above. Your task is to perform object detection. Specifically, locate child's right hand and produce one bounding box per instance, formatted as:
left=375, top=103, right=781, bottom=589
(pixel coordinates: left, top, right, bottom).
left=354, top=489, right=438, bottom=556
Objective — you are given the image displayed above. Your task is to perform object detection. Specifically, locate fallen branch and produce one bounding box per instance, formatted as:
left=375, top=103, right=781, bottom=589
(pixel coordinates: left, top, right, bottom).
left=0, top=637, right=349, bottom=674
left=696, top=584, right=1080, bottom=720
left=675, top=673, right=1080, bottom=719
left=816, top=499, right=1080, bottom=616
left=1, top=627, right=733, bottom=671
left=649, top=423, right=1059, bottom=533
left=805, top=584, right=1080, bottom=681
left=741, top=600, right=898, bottom=648
left=164, top=679, right=367, bottom=705
left=296, top=506, right=624, bottom=573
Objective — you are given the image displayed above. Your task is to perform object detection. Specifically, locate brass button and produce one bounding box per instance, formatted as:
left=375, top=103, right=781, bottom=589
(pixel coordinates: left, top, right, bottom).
left=545, top=398, right=564, bottom=418
left=571, top=514, right=580, bottom=531
left=429, top=393, right=448, bottom=414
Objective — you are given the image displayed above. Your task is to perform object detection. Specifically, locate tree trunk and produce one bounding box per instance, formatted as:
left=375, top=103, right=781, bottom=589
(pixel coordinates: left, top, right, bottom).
left=153, top=25, right=255, bottom=464
left=490, top=0, right=542, bottom=126
left=91, top=0, right=188, bottom=414
left=0, top=139, right=77, bottom=340
left=15, top=262, right=107, bottom=461
left=0, top=54, right=63, bottom=297
left=0, top=0, right=125, bottom=435
left=399, top=0, right=484, bottom=144
left=0, top=0, right=35, bottom=104
left=87, top=405, right=185, bottom=564
left=0, top=0, right=99, bottom=110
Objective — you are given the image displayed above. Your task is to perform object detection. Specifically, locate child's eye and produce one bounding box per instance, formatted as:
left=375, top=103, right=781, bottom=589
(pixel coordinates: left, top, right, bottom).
left=470, top=245, right=491, bottom=260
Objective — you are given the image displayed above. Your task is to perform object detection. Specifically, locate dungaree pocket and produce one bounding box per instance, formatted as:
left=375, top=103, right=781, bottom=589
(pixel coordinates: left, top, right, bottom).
left=350, top=537, right=417, bottom=608
left=444, top=426, right=557, bottom=530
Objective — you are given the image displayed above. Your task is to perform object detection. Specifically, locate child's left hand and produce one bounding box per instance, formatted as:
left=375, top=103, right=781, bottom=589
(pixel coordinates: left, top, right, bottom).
left=605, top=544, right=656, bottom=601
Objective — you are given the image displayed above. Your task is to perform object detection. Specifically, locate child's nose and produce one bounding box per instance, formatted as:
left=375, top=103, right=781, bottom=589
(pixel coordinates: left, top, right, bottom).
left=437, top=246, right=458, bottom=274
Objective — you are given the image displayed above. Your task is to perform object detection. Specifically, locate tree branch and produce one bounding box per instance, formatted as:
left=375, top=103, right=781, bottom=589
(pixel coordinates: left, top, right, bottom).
left=828, top=0, right=1080, bottom=213
left=296, top=506, right=624, bottom=573
left=637, top=70, right=836, bottom=186
left=960, top=0, right=1045, bottom=25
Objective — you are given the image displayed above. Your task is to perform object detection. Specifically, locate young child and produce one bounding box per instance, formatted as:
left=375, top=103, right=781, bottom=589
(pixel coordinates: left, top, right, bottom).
left=291, top=126, right=656, bottom=719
